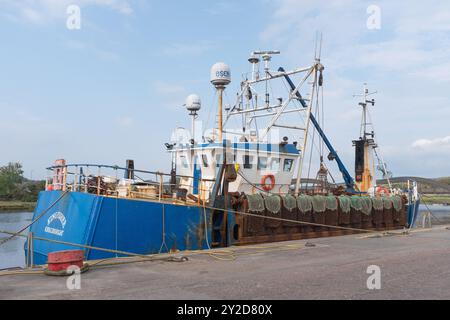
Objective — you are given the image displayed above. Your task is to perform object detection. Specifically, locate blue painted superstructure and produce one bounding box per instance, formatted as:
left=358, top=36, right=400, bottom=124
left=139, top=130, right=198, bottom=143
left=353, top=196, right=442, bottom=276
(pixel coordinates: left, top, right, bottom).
left=176, top=142, right=300, bottom=156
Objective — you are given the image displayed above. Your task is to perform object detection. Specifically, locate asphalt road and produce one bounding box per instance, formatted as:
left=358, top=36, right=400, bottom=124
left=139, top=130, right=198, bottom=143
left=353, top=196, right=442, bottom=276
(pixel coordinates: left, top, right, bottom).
left=1, top=226, right=450, bottom=300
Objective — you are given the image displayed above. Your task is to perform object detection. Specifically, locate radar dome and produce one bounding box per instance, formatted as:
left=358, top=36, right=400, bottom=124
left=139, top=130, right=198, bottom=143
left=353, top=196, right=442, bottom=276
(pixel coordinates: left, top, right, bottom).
left=210, top=62, right=231, bottom=87
left=185, top=94, right=201, bottom=112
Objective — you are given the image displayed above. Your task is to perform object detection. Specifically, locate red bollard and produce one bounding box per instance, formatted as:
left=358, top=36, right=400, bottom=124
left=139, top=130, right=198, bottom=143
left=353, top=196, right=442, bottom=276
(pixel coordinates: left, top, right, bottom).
left=47, top=250, right=84, bottom=272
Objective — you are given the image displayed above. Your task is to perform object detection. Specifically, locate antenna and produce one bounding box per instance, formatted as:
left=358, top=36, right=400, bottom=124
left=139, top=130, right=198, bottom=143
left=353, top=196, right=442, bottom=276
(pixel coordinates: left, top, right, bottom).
left=210, top=62, right=231, bottom=142
left=248, top=54, right=260, bottom=81
left=250, top=50, right=280, bottom=110
left=314, top=32, right=323, bottom=61
left=184, top=94, right=201, bottom=143
left=318, top=32, right=323, bottom=60
left=251, top=50, right=280, bottom=72
left=353, top=83, right=377, bottom=138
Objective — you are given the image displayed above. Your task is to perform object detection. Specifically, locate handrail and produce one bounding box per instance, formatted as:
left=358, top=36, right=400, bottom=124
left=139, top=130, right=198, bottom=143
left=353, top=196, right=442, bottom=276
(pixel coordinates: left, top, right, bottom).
left=46, top=163, right=216, bottom=182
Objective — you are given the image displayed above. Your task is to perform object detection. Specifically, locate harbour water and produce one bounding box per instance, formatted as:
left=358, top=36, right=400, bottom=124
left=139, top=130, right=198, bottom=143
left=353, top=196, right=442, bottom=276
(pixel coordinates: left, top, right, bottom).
left=0, top=211, right=33, bottom=270
left=0, top=205, right=449, bottom=270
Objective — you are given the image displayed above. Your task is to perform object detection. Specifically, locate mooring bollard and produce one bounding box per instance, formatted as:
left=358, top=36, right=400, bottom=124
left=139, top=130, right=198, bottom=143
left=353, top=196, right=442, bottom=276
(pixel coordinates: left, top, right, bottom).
left=422, top=211, right=432, bottom=229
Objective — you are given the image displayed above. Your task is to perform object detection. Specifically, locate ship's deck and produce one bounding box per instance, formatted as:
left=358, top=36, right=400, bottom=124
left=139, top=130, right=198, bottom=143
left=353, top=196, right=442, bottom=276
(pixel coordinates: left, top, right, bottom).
left=2, top=225, right=450, bottom=300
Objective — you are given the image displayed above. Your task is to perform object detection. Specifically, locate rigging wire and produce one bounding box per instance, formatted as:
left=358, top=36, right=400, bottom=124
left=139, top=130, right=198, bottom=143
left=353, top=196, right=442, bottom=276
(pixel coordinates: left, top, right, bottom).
left=204, top=88, right=217, bottom=141
left=320, top=85, right=325, bottom=158
left=305, top=80, right=322, bottom=190
left=366, top=106, right=393, bottom=189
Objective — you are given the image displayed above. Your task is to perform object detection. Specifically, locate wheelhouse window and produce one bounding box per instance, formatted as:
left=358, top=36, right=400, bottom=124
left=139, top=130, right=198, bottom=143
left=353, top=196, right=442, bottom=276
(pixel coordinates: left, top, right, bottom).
left=180, top=155, right=189, bottom=169
left=270, top=158, right=280, bottom=171
left=201, top=154, right=209, bottom=167
left=257, top=156, right=268, bottom=170
left=283, top=159, right=294, bottom=172
left=215, top=154, right=222, bottom=167
left=243, top=155, right=253, bottom=169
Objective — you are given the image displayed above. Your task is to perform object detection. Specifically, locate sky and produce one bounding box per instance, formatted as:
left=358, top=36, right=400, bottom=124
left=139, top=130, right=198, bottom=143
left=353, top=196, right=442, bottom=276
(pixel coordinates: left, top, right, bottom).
left=0, top=0, right=449, bottom=181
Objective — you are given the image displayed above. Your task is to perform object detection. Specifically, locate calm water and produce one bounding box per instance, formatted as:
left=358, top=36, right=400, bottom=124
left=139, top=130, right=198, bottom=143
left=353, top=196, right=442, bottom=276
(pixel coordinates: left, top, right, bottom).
left=0, top=211, right=33, bottom=270
left=0, top=205, right=449, bottom=270
left=419, top=204, right=450, bottom=225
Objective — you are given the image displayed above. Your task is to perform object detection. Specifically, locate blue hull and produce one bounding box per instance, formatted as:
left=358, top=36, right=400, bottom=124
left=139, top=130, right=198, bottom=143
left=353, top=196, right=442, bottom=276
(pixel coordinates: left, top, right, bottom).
left=25, top=191, right=212, bottom=265
left=406, top=199, right=421, bottom=228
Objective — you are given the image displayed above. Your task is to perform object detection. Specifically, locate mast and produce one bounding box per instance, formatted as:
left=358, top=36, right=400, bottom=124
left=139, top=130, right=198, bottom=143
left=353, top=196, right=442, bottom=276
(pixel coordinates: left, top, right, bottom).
left=218, top=87, right=224, bottom=141
left=294, top=61, right=319, bottom=196
left=353, top=84, right=377, bottom=192
left=217, top=49, right=356, bottom=193
left=184, top=94, right=201, bottom=143
left=210, top=62, right=231, bottom=142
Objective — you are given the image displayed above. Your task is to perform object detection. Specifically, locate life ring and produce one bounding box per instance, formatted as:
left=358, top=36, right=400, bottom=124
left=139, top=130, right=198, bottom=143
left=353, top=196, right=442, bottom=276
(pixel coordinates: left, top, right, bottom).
left=261, top=174, right=275, bottom=191
left=375, top=186, right=390, bottom=196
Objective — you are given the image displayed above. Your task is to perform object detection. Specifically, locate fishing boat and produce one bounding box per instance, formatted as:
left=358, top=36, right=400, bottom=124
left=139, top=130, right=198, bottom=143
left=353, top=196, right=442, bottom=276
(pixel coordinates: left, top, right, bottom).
left=25, top=49, right=420, bottom=265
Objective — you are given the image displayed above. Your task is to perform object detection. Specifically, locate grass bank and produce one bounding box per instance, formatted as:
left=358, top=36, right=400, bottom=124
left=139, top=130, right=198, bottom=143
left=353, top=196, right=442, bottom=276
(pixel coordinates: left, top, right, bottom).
left=421, top=194, right=450, bottom=205
left=0, top=201, right=36, bottom=213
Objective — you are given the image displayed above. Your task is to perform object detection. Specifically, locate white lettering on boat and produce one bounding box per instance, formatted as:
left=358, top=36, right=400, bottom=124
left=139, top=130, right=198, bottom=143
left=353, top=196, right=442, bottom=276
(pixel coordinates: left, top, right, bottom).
left=44, top=212, right=67, bottom=236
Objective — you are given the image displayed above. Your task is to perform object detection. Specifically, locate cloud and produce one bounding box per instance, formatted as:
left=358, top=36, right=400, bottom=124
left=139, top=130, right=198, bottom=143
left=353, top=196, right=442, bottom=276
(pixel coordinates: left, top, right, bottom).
left=203, top=1, right=238, bottom=16
left=65, top=39, right=87, bottom=50
left=412, top=136, right=450, bottom=151
left=152, top=81, right=186, bottom=95
left=21, top=6, right=44, bottom=23
left=116, top=115, right=133, bottom=127
left=151, top=81, right=189, bottom=109
left=64, top=39, right=120, bottom=61
left=1, top=0, right=133, bottom=24
left=258, top=0, right=450, bottom=178
left=261, top=1, right=450, bottom=76
left=411, top=62, right=450, bottom=83
left=161, top=41, right=216, bottom=57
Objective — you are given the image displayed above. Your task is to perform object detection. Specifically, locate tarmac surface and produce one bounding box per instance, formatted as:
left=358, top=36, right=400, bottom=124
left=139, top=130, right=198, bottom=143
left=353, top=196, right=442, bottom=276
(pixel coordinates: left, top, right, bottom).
left=1, top=226, right=450, bottom=300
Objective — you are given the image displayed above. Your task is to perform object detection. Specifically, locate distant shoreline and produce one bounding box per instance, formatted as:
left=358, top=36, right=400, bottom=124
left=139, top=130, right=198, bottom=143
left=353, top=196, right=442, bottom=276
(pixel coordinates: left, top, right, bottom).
left=421, top=195, right=450, bottom=206
left=0, top=201, right=36, bottom=213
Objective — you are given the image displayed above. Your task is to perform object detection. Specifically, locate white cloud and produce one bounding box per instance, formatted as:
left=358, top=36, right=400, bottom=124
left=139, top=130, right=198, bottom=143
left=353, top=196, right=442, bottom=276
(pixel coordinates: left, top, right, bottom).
left=116, top=115, right=133, bottom=127
left=411, top=62, right=450, bottom=83
left=64, top=39, right=120, bottom=61
left=161, top=41, right=216, bottom=57
left=258, top=0, right=450, bottom=178
left=1, top=0, right=133, bottom=24
left=21, top=6, right=44, bottom=23
left=65, top=39, right=87, bottom=50
left=203, top=1, right=238, bottom=16
left=152, top=81, right=186, bottom=95
left=151, top=81, right=189, bottom=109
left=412, top=136, right=450, bottom=151
left=261, top=1, right=450, bottom=76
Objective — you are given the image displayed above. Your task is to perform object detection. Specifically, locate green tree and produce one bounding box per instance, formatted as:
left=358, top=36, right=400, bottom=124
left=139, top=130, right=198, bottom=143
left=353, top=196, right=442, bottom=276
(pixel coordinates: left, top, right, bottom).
left=0, top=162, right=24, bottom=200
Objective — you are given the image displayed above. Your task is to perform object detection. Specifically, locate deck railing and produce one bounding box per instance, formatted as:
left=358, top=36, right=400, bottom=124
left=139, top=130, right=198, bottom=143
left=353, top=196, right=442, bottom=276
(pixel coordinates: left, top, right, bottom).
left=45, top=163, right=215, bottom=204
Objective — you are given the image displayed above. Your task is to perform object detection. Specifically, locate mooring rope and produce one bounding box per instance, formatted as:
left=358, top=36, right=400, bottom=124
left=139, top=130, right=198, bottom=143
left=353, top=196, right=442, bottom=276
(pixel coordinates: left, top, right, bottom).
left=0, top=227, right=307, bottom=274
left=0, top=188, right=423, bottom=273
left=158, top=204, right=169, bottom=254
left=419, top=195, right=445, bottom=224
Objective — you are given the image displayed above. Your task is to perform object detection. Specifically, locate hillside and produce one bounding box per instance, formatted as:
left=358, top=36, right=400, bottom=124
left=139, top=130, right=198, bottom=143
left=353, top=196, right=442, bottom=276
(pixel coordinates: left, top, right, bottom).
left=436, top=177, right=450, bottom=186
left=377, top=176, right=450, bottom=194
